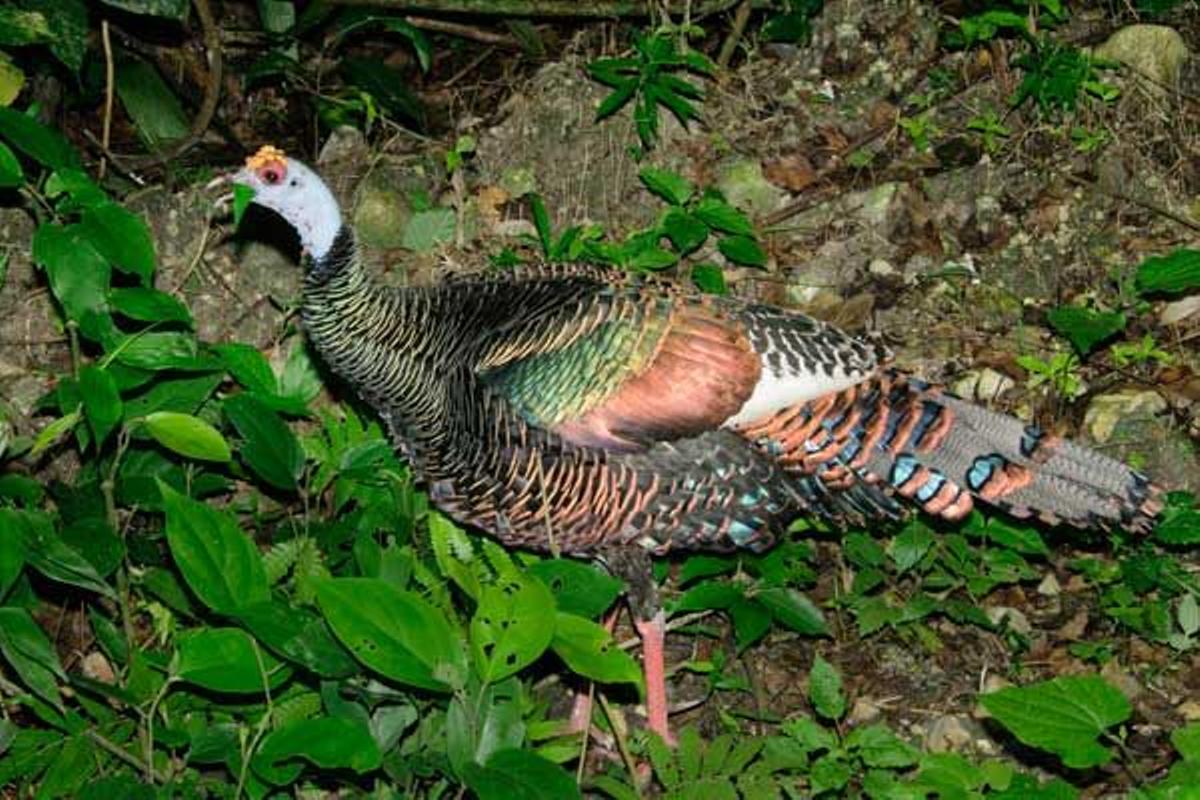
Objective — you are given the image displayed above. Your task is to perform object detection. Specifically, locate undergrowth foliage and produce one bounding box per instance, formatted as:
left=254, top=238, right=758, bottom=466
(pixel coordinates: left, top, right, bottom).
left=1, top=1, right=1200, bottom=797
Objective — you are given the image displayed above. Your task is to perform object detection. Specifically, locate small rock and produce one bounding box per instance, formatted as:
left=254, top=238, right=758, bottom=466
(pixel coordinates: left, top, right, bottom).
left=1161, top=295, right=1200, bottom=326
left=925, top=715, right=986, bottom=753
left=81, top=651, right=116, bottom=684
left=1056, top=609, right=1089, bottom=641
left=317, top=125, right=368, bottom=165
left=951, top=368, right=1015, bottom=403
left=716, top=158, right=786, bottom=217
left=1037, top=572, right=1061, bottom=597
left=1083, top=389, right=1167, bottom=444
left=846, top=697, right=883, bottom=725
left=1100, top=660, right=1143, bottom=700
left=1093, top=25, right=1191, bottom=87
left=1178, top=700, right=1200, bottom=721
left=868, top=258, right=897, bottom=277
left=986, top=606, right=1032, bottom=635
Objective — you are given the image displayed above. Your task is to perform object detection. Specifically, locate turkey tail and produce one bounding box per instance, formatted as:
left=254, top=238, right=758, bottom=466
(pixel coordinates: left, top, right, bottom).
left=737, top=371, right=1164, bottom=533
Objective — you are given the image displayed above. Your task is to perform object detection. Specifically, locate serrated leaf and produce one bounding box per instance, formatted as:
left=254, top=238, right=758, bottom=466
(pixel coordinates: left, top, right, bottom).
left=143, top=411, right=231, bottom=462
left=693, top=195, right=753, bottom=235
left=551, top=612, right=641, bottom=686
left=1153, top=504, right=1200, bottom=545
left=809, top=655, right=845, bottom=721
left=1136, top=248, right=1200, bottom=296
left=160, top=481, right=270, bottom=614
left=1046, top=306, right=1126, bottom=355
left=981, top=675, right=1130, bottom=768
left=639, top=168, right=693, bottom=206
left=889, top=520, right=934, bottom=573
left=316, top=577, right=466, bottom=692
left=718, top=235, right=767, bottom=267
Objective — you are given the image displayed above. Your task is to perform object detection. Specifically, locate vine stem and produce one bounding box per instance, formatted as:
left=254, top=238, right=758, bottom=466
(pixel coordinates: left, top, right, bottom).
left=234, top=641, right=276, bottom=799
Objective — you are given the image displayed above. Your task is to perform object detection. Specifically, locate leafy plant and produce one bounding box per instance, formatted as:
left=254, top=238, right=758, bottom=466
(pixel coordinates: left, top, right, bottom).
left=588, top=32, right=716, bottom=151
left=1016, top=351, right=1085, bottom=399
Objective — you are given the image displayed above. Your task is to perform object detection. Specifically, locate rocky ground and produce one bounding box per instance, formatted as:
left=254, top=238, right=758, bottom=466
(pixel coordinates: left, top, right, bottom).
left=1, top=0, right=1198, bottom=789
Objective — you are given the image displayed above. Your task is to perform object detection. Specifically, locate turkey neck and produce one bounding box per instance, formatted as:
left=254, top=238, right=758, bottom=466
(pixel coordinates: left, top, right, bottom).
left=299, top=226, right=479, bottom=479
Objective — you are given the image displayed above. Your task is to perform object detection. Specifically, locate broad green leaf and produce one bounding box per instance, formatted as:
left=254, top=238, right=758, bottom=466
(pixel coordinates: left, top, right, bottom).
left=32, top=733, right=93, bottom=798
left=674, top=581, right=742, bottom=612
left=316, top=577, right=466, bottom=692
left=691, top=263, right=726, bottom=295
left=527, top=559, right=622, bottom=619
left=111, top=331, right=208, bottom=370
left=59, top=517, right=123, bottom=578
left=402, top=207, right=456, bottom=252
left=629, top=246, right=677, bottom=271
left=1171, top=721, right=1200, bottom=760
left=235, top=599, right=357, bottom=678
left=19, top=510, right=116, bottom=599
left=729, top=597, right=772, bottom=651
left=80, top=203, right=156, bottom=284
left=889, top=520, right=934, bottom=573
left=1046, top=306, right=1126, bottom=355
left=44, top=168, right=106, bottom=209
left=1136, top=248, right=1200, bottom=296
left=31, top=222, right=111, bottom=340
left=143, top=411, right=231, bottom=462
left=0, top=606, right=65, bottom=709
left=109, top=287, right=191, bottom=326
left=550, top=612, right=641, bottom=687
left=981, top=675, right=1130, bottom=768
left=809, top=655, right=845, bottom=721
left=0, top=106, right=80, bottom=169
left=845, top=723, right=919, bottom=768
left=79, top=365, right=122, bottom=447
left=216, top=343, right=277, bottom=394
left=755, top=586, right=828, bottom=635
left=175, top=627, right=286, bottom=693
left=694, top=195, right=753, bottom=235
left=30, top=409, right=81, bottom=457
left=114, top=56, right=190, bottom=149
left=718, top=235, right=767, bottom=268
left=160, top=481, right=270, bottom=614
left=223, top=393, right=303, bottom=490
left=122, top=373, right=222, bottom=421
left=0, top=510, right=27, bottom=598
left=463, top=748, right=582, bottom=800
left=470, top=574, right=555, bottom=683
left=639, top=168, right=693, bottom=206
left=0, top=7, right=51, bottom=46
left=0, top=139, right=21, bottom=185
left=661, top=208, right=708, bottom=254
left=252, top=716, right=382, bottom=786
left=278, top=343, right=322, bottom=404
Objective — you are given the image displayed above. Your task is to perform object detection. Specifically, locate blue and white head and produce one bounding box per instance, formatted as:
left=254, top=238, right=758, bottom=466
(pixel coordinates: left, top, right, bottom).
left=232, top=146, right=343, bottom=261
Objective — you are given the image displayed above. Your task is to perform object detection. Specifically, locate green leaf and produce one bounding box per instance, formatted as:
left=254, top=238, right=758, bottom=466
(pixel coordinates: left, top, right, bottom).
left=223, top=393, right=303, bottom=490
left=111, top=331, right=209, bottom=370
left=694, top=196, right=753, bottom=235
left=31, top=222, right=111, bottom=340
left=0, top=511, right=27, bottom=598
left=809, top=655, right=845, bottom=721
left=981, top=675, right=1131, bottom=768
left=1171, top=721, right=1200, bottom=760
left=755, top=587, right=828, bottom=635
left=79, top=203, right=156, bottom=284
left=114, top=56, right=190, bottom=149
left=160, top=481, right=271, bottom=614
left=216, top=343, right=277, bottom=394
left=471, top=575, right=555, bottom=683
left=845, top=723, right=919, bottom=768
left=639, top=168, right=693, bottom=206
left=235, top=600, right=357, bottom=678
left=109, top=287, right=191, bottom=326
left=889, top=520, right=934, bottom=573
left=316, top=577, right=466, bottom=692
left=232, top=183, right=254, bottom=226
left=60, top=517, right=124, bottom=578
left=729, top=597, right=772, bottom=651
left=718, top=235, right=767, bottom=268
left=0, top=106, right=80, bottom=169
left=675, top=581, right=742, bottom=612
left=0, top=140, right=22, bottom=186
left=551, top=612, right=642, bottom=686
left=36, top=734, right=94, bottom=799
left=19, top=511, right=116, bottom=599
left=175, top=627, right=285, bottom=693
left=661, top=208, right=708, bottom=255
left=0, top=606, right=65, bottom=709
left=1136, top=248, right=1200, bottom=296
left=628, top=246, right=677, bottom=271
left=30, top=409, right=81, bottom=457
left=341, top=57, right=424, bottom=126
left=142, top=411, right=231, bottom=462
left=527, top=559, right=622, bottom=619
left=691, top=263, right=727, bottom=295
left=1046, top=306, right=1126, bottom=355
left=463, top=748, right=582, bottom=800
left=252, top=716, right=382, bottom=786
left=402, top=207, right=456, bottom=252
left=595, top=79, right=638, bottom=121
left=79, top=365, right=122, bottom=448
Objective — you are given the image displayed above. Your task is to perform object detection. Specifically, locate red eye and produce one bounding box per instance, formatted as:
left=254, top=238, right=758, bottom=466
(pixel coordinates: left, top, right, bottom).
left=260, top=166, right=283, bottom=185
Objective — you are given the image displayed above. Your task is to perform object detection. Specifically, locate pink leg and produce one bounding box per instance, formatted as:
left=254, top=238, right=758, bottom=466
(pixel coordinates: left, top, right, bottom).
left=635, top=610, right=675, bottom=746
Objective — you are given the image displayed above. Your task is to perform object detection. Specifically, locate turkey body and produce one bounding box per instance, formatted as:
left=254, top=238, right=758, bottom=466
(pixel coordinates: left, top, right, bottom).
left=301, top=228, right=1162, bottom=559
